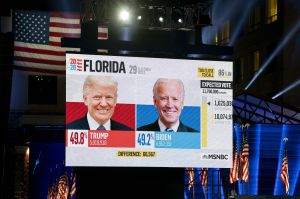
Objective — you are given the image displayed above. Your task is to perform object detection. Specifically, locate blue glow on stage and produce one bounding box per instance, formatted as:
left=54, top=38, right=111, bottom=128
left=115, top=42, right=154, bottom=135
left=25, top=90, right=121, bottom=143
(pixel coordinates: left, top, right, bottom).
left=252, top=124, right=261, bottom=194
left=286, top=125, right=300, bottom=195
left=184, top=124, right=300, bottom=198
left=212, top=168, right=225, bottom=199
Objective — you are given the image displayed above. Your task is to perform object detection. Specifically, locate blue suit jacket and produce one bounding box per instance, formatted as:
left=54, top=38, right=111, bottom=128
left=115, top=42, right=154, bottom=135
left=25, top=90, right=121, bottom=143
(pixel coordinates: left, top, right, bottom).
left=137, top=120, right=198, bottom=132
left=67, top=115, right=133, bottom=131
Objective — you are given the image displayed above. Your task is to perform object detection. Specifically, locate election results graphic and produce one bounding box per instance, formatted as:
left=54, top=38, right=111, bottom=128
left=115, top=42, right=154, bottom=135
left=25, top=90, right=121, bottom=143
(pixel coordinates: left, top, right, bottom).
left=66, top=53, right=233, bottom=168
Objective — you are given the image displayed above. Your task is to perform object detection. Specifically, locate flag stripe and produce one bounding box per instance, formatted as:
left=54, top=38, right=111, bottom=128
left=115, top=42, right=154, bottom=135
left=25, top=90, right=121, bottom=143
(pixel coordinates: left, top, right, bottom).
left=186, top=168, right=194, bottom=190
left=49, top=41, right=61, bottom=46
left=280, top=147, right=289, bottom=195
left=49, top=37, right=62, bottom=43
left=49, top=32, right=80, bottom=38
left=230, top=128, right=239, bottom=184
left=14, top=56, right=65, bottom=65
left=57, top=172, right=69, bottom=199
left=239, top=127, right=249, bottom=183
left=15, top=50, right=65, bottom=61
left=50, top=22, right=80, bottom=29
left=69, top=171, right=76, bottom=198
left=201, top=168, right=208, bottom=186
left=50, top=27, right=81, bottom=34
left=14, top=46, right=66, bottom=56
left=14, top=41, right=79, bottom=52
left=98, top=32, right=108, bottom=38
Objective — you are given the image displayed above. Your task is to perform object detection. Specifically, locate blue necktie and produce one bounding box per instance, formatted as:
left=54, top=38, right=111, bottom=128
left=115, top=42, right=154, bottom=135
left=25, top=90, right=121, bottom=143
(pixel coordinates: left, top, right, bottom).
left=97, top=125, right=106, bottom=130
left=165, top=128, right=174, bottom=132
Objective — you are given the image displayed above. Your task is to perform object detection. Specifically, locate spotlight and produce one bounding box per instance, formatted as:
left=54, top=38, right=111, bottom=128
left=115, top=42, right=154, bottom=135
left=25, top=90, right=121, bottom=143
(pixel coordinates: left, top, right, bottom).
left=136, top=7, right=148, bottom=26
left=156, top=7, right=166, bottom=25
left=171, top=8, right=184, bottom=28
left=272, top=79, right=300, bottom=99
left=119, top=9, right=130, bottom=22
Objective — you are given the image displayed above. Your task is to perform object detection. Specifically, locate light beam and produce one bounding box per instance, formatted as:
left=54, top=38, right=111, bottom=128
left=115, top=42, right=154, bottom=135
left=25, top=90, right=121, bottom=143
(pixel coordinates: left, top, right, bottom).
left=272, top=78, right=300, bottom=99
left=245, top=20, right=300, bottom=90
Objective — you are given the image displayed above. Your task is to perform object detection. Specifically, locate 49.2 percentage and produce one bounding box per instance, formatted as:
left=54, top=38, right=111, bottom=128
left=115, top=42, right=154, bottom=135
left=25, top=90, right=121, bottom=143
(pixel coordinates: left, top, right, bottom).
left=70, top=131, right=86, bottom=145
left=137, top=133, right=154, bottom=146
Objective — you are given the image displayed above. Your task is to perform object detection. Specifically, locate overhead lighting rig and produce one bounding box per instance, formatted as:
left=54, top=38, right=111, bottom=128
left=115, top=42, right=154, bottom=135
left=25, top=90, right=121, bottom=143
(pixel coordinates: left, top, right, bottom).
left=80, top=0, right=213, bottom=30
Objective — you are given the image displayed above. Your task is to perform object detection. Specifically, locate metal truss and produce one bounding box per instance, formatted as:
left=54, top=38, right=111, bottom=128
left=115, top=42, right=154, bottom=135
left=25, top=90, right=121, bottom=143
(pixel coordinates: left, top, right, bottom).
left=233, top=92, right=300, bottom=124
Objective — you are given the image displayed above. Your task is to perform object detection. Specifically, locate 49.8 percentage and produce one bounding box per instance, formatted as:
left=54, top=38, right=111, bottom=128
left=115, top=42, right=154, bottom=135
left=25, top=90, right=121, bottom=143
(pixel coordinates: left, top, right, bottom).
left=70, top=131, right=86, bottom=145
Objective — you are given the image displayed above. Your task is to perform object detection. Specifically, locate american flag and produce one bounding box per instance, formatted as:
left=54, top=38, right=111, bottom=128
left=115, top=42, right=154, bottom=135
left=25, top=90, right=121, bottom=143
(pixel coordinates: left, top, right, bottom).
left=280, top=142, right=289, bottom=195
left=240, top=128, right=249, bottom=183
left=57, top=171, right=69, bottom=199
left=49, top=165, right=59, bottom=199
left=69, top=169, right=76, bottom=199
left=47, top=184, right=56, bottom=199
left=13, top=10, right=108, bottom=74
left=186, top=168, right=194, bottom=190
left=200, top=168, right=208, bottom=185
left=47, top=169, right=56, bottom=199
left=229, top=128, right=239, bottom=184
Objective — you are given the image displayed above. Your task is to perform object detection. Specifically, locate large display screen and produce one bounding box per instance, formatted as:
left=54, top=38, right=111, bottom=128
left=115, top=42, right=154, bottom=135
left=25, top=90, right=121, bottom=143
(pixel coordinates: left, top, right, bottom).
left=66, top=53, right=233, bottom=168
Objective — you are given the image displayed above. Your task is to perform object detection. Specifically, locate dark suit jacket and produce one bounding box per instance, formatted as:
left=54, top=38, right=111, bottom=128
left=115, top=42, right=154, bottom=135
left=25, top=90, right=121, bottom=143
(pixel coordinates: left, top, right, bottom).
left=67, top=115, right=133, bottom=131
left=137, top=120, right=198, bottom=132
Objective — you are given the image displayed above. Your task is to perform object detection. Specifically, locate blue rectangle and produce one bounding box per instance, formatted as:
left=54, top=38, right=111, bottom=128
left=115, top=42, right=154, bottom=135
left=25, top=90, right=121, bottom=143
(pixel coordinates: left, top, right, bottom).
left=155, top=132, right=200, bottom=149
left=137, top=104, right=200, bottom=132
left=14, top=10, right=49, bottom=44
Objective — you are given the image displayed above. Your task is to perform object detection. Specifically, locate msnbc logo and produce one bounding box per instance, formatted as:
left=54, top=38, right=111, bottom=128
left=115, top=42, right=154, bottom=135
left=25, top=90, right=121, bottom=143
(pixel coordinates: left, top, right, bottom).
left=201, top=153, right=229, bottom=160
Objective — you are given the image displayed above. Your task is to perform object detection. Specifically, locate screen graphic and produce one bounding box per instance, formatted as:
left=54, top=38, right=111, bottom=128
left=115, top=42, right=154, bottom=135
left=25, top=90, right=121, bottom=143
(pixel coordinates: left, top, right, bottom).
left=66, top=53, right=233, bottom=168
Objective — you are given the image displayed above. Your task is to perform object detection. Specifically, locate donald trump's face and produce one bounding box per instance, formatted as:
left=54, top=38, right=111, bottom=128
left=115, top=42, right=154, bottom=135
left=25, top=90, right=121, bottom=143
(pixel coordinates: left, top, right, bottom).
left=83, top=83, right=117, bottom=125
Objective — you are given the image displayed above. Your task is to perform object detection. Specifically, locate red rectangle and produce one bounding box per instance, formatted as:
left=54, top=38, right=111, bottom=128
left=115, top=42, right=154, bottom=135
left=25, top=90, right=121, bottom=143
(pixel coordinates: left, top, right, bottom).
left=88, top=130, right=135, bottom=148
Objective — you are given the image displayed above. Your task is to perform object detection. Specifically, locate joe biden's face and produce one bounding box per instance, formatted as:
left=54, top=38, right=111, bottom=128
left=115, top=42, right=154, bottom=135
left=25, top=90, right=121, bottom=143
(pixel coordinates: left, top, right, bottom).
left=154, top=80, right=184, bottom=128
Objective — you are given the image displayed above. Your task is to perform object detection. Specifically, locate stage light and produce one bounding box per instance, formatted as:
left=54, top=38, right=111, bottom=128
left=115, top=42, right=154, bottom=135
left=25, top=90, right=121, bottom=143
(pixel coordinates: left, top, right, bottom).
left=119, top=9, right=130, bottom=22
left=272, top=78, right=300, bottom=99
left=136, top=7, right=148, bottom=26
left=245, top=20, right=300, bottom=90
left=172, top=8, right=184, bottom=27
left=159, top=17, right=164, bottom=22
